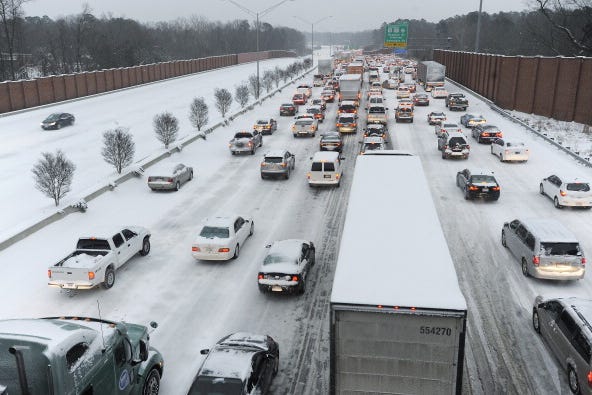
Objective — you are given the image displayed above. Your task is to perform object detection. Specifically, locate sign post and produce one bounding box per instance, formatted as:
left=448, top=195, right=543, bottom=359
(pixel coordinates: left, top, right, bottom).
left=384, top=22, right=409, bottom=48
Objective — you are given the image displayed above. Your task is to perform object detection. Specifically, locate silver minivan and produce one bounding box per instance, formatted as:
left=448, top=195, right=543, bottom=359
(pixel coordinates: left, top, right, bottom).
left=533, top=296, right=592, bottom=394
left=501, top=218, right=585, bottom=280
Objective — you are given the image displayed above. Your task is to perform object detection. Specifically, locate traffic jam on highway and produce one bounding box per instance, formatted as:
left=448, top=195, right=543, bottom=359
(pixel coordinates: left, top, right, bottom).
left=2, top=47, right=592, bottom=395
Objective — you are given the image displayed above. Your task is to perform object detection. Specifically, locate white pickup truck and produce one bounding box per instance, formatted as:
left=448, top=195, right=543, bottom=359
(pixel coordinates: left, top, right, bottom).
left=47, top=226, right=151, bottom=290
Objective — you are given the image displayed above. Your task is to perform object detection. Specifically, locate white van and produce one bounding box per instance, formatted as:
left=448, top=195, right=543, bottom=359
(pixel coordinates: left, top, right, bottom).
left=307, top=152, right=343, bottom=187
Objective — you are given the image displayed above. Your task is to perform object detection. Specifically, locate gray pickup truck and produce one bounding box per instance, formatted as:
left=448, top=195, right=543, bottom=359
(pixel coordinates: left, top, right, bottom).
left=446, top=93, right=469, bottom=111
left=229, top=131, right=263, bottom=155
left=47, top=226, right=151, bottom=290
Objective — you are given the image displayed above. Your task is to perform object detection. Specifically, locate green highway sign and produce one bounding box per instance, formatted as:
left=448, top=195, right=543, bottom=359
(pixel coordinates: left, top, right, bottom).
left=384, top=22, right=408, bottom=48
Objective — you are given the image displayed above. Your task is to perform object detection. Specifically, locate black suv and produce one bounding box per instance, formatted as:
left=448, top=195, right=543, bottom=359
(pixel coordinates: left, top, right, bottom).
left=456, top=168, right=500, bottom=200
left=279, top=103, right=297, bottom=116
left=187, top=332, right=279, bottom=395
left=472, top=124, right=502, bottom=144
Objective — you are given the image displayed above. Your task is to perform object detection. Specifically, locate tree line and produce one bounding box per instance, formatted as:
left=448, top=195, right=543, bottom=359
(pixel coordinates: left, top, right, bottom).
left=0, top=2, right=306, bottom=81
left=313, top=1, right=592, bottom=59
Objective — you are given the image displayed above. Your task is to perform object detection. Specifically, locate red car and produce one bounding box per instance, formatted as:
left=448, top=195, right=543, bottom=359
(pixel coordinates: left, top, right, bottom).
left=292, top=93, right=306, bottom=105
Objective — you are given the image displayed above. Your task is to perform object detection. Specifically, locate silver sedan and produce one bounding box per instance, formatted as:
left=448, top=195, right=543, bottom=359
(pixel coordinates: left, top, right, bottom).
left=147, top=163, right=193, bottom=191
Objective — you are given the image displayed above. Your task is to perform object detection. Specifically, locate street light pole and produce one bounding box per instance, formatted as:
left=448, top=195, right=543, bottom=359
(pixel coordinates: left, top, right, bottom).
left=222, top=0, right=294, bottom=99
left=475, top=0, right=483, bottom=52
left=293, top=15, right=332, bottom=68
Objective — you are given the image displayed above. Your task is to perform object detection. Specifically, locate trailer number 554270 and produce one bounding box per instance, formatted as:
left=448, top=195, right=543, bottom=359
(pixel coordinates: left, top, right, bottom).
left=420, top=326, right=452, bottom=336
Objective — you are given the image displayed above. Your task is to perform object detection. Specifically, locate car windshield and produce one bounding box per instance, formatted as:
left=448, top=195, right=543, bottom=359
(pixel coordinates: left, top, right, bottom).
left=199, top=226, right=229, bottom=239
left=44, top=113, right=60, bottom=121
left=264, top=157, right=283, bottom=164
left=234, top=133, right=252, bottom=138
left=540, top=242, right=581, bottom=256
left=470, top=175, right=496, bottom=184
left=187, top=377, right=243, bottom=395
left=263, top=253, right=292, bottom=265
left=567, top=183, right=591, bottom=192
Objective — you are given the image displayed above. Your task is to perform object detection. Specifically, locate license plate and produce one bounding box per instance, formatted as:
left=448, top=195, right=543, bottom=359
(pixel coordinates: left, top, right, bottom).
left=271, top=286, right=283, bottom=292
left=63, top=283, right=76, bottom=289
left=324, top=174, right=332, bottom=179
left=515, top=151, right=521, bottom=154
left=483, top=188, right=489, bottom=192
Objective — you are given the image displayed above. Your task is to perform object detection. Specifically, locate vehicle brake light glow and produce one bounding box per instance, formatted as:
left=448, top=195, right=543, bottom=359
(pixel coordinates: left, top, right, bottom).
left=258, top=274, right=264, bottom=280
left=291, top=275, right=299, bottom=282
left=532, top=255, right=540, bottom=265
left=587, top=370, right=592, bottom=386
left=192, top=246, right=200, bottom=252
left=218, top=248, right=230, bottom=253
left=307, top=173, right=311, bottom=179
left=582, top=257, right=587, bottom=265
left=88, top=271, right=95, bottom=280
left=167, top=178, right=173, bottom=182
left=560, top=190, right=567, bottom=196
left=469, top=186, right=479, bottom=191
left=280, top=163, right=287, bottom=168
left=336, top=174, right=340, bottom=180
left=48, top=269, right=52, bottom=278
left=492, top=186, right=500, bottom=191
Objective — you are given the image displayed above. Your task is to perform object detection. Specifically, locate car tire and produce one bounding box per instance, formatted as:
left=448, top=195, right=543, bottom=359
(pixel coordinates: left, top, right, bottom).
left=139, top=237, right=151, bottom=256
left=499, top=154, right=504, bottom=162
left=103, top=267, right=115, bottom=289
left=285, top=169, right=290, bottom=180
left=258, top=284, right=266, bottom=293
left=189, top=171, right=193, bottom=181
left=554, top=196, right=562, bottom=209
left=249, top=222, right=254, bottom=236
left=521, top=258, right=530, bottom=277
left=568, top=365, right=580, bottom=394
left=539, top=184, right=545, bottom=195
left=273, top=353, right=279, bottom=376
left=142, top=368, right=161, bottom=395
left=233, top=244, right=240, bottom=259
left=57, top=123, right=62, bottom=130
left=261, top=174, right=266, bottom=180
left=251, top=149, right=255, bottom=155
left=532, top=309, right=541, bottom=334
left=298, top=278, right=306, bottom=295
left=175, top=181, right=180, bottom=191
left=501, top=231, right=507, bottom=247
left=464, top=189, right=470, bottom=200
left=442, top=152, right=446, bottom=159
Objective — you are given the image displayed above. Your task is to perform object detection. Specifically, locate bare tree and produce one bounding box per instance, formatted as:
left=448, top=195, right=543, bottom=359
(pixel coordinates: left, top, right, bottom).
left=102, top=127, right=135, bottom=174
left=0, top=0, right=30, bottom=80
left=235, top=83, right=250, bottom=107
left=31, top=150, right=75, bottom=206
left=533, top=0, right=592, bottom=55
left=247, top=74, right=260, bottom=99
left=272, top=66, right=282, bottom=87
left=214, top=88, right=232, bottom=118
left=189, top=97, right=209, bottom=131
left=262, top=70, right=274, bottom=93
left=153, top=111, right=179, bottom=148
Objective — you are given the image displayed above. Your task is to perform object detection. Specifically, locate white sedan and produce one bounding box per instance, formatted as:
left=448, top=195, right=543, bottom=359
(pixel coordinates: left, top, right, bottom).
left=191, top=215, right=254, bottom=260
left=539, top=175, right=592, bottom=209
left=257, top=239, right=315, bottom=294
left=490, top=138, right=530, bottom=162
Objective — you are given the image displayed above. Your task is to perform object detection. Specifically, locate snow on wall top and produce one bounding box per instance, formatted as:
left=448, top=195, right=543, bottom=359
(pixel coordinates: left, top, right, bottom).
left=330, top=154, right=467, bottom=311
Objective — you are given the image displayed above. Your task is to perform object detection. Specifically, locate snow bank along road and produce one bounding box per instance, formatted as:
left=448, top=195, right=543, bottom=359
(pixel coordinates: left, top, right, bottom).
left=1, top=55, right=589, bottom=394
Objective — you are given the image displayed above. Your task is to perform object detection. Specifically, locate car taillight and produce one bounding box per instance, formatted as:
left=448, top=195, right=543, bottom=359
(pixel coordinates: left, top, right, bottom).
left=148, top=177, right=154, bottom=182
left=88, top=271, right=95, bottom=280
left=466, top=145, right=470, bottom=149
left=587, top=370, right=592, bottom=387
left=291, top=275, right=299, bottom=282
left=582, top=257, right=587, bottom=265
left=48, top=269, right=52, bottom=278
left=469, top=185, right=479, bottom=191
left=560, top=190, right=567, bottom=196
left=307, top=172, right=311, bottom=179
left=336, top=123, right=343, bottom=127
left=532, top=255, right=540, bottom=265
left=443, top=145, right=448, bottom=149
left=167, top=178, right=173, bottom=182
left=258, top=273, right=264, bottom=280
left=218, top=247, right=230, bottom=253
left=492, top=186, right=500, bottom=191
left=496, top=132, right=503, bottom=137
left=192, top=246, right=200, bottom=252
left=248, top=142, right=253, bottom=146
left=280, top=163, right=287, bottom=168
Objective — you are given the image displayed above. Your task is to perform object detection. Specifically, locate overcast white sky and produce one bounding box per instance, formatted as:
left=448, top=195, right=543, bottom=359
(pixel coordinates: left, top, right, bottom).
left=23, top=0, right=532, bottom=33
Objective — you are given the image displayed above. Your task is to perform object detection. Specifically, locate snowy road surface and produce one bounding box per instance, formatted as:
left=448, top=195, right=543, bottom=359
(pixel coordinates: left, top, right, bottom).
left=2, top=50, right=591, bottom=394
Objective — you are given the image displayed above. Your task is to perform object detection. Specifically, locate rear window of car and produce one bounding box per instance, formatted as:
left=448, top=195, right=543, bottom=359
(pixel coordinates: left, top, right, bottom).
left=540, top=242, right=581, bottom=256
left=264, top=157, right=283, bottom=163
left=324, top=163, right=335, bottom=171
left=311, top=162, right=323, bottom=171
left=471, top=175, right=496, bottom=184
left=307, top=108, right=320, bottom=114
left=339, top=117, right=355, bottom=123
left=322, top=136, right=340, bottom=142
left=369, top=107, right=385, bottom=114
left=199, top=226, right=230, bottom=239
left=77, top=238, right=111, bottom=250
left=296, top=120, right=313, bottom=126
left=339, top=105, right=355, bottom=111
left=448, top=137, right=467, bottom=146
left=567, top=183, right=591, bottom=192
left=234, top=133, right=252, bottom=138
left=263, top=253, right=294, bottom=265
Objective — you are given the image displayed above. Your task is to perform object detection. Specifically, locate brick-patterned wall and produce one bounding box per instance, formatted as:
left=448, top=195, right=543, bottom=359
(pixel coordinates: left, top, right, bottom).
left=434, top=50, right=592, bottom=125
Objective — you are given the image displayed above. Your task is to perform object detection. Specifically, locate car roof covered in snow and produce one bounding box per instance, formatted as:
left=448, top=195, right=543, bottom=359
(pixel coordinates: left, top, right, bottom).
left=518, top=218, right=578, bottom=242
left=264, top=150, right=288, bottom=158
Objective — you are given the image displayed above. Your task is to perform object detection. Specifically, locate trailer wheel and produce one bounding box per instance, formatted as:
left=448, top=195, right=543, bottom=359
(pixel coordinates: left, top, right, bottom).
left=103, top=267, right=115, bottom=289
left=142, top=368, right=161, bottom=395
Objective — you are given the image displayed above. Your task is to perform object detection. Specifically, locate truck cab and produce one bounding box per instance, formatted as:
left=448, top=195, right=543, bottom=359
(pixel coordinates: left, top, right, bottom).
left=0, top=317, right=164, bottom=395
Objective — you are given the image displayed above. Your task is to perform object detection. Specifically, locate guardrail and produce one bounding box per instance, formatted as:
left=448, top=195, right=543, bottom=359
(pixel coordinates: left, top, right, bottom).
left=0, top=67, right=315, bottom=252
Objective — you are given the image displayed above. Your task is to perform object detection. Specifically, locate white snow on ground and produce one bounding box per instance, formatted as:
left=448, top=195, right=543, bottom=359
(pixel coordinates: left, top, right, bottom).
left=1, top=47, right=591, bottom=394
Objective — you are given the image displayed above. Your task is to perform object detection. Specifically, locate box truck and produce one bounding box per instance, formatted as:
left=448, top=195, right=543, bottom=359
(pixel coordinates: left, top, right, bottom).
left=416, top=61, right=446, bottom=91
left=330, top=151, right=467, bottom=395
